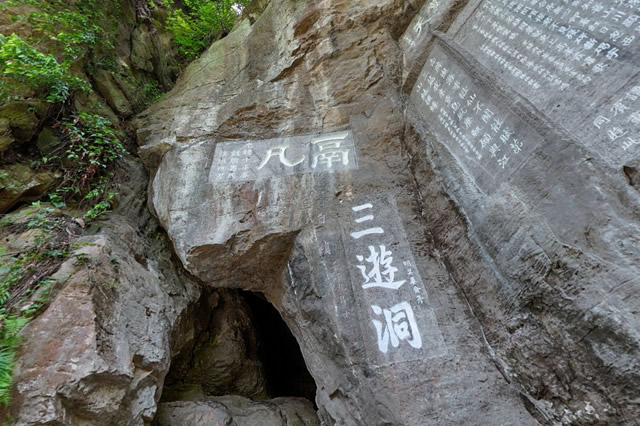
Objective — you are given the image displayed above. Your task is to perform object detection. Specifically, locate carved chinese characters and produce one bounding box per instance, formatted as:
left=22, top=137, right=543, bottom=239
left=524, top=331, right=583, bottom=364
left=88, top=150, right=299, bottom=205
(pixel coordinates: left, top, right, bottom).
left=453, top=0, right=640, bottom=165
left=411, top=43, right=544, bottom=192
left=209, top=130, right=358, bottom=183
left=586, top=83, right=640, bottom=161
left=338, top=195, right=446, bottom=363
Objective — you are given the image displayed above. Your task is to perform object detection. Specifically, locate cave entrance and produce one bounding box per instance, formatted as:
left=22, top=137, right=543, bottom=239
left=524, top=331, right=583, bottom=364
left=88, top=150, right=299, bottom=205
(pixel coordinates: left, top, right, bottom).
left=241, top=290, right=317, bottom=404
left=159, top=288, right=317, bottom=406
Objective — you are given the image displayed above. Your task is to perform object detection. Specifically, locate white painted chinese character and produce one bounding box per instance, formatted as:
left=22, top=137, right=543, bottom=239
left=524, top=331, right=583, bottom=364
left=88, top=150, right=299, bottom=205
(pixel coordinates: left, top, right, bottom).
left=371, top=302, right=422, bottom=353
left=595, top=42, right=611, bottom=55
left=622, top=137, right=640, bottom=151
left=350, top=203, right=384, bottom=239
left=489, top=143, right=501, bottom=157
left=491, top=117, right=504, bottom=133
left=584, top=38, right=598, bottom=49
left=414, top=15, right=428, bottom=36
left=611, top=100, right=630, bottom=116
left=500, top=128, right=514, bottom=144
left=593, top=115, right=611, bottom=128
left=480, top=133, right=492, bottom=148
left=356, top=245, right=406, bottom=290
left=608, top=127, right=628, bottom=141
left=497, top=154, right=510, bottom=169
left=606, top=47, right=620, bottom=60
left=257, top=145, right=305, bottom=169
left=481, top=108, right=495, bottom=124
left=629, top=110, right=640, bottom=125
left=311, top=132, right=350, bottom=168
left=623, top=14, right=639, bottom=28
left=610, top=30, right=624, bottom=41
left=467, top=92, right=476, bottom=107
left=510, top=139, right=523, bottom=154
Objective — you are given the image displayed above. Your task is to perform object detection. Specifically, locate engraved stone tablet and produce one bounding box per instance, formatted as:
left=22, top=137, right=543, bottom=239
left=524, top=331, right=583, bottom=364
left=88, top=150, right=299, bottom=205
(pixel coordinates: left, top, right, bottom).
left=453, top=0, right=640, bottom=165
left=411, top=43, right=544, bottom=192
left=209, top=130, right=358, bottom=183
left=336, top=194, right=447, bottom=366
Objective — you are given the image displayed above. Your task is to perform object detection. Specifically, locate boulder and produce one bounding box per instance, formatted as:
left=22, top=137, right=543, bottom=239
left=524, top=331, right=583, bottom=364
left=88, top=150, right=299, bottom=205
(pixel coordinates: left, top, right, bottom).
left=0, top=163, right=58, bottom=213
left=0, top=102, right=48, bottom=152
left=1, top=160, right=201, bottom=425
left=35, top=127, right=60, bottom=156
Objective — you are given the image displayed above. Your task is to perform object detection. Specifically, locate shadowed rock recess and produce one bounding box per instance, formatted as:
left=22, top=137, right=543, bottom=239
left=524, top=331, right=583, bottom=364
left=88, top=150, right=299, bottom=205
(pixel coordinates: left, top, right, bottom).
left=5, top=0, right=640, bottom=424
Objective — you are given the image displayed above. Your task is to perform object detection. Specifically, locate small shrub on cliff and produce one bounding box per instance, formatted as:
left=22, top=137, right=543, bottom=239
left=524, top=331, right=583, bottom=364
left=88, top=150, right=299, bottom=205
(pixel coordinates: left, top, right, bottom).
left=0, top=313, right=28, bottom=404
left=2, top=0, right=118, bottom=61
left=46, top=113, right=126, bottom=218
left=165, top=0, right=250, bottom=59
left=0, top=34, right=88, bottom=103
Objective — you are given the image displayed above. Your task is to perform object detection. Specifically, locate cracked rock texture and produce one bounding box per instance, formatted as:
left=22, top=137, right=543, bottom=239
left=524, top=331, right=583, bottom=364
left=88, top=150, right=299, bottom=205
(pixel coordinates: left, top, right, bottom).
left=2, top=160, right=205, bottom=425
left=154, top=395, right=319, bottom=426
left=5, top=0, right=640, bottom=424
left=137, top=0, right=640, bottom=424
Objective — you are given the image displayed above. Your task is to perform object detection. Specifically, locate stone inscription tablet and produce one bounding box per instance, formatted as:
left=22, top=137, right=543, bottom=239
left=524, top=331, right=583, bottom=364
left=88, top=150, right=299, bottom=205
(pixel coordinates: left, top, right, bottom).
left=411, top=43, right=544, bottom=192
left=209, top=130, right=358, bottom=183
left=454, top=0, right=640, bottom=165
left=338, top=194, right=446, bottom=366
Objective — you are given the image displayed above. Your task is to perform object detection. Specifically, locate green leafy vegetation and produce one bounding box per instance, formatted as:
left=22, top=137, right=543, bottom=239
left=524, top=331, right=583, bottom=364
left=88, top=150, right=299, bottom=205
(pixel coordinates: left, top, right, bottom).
left=0, top=33, right=89, bottom=103
left=46, top=113, right=127, bottom=218
left=0, top=0, right=121, bottom=103
left=165, top=0, right=250, bottom=59
left=0, top=314, right=27, bottom=405
left=1, top=0, right=118, bottom=60
left=0, top=0, right=248, bottom=405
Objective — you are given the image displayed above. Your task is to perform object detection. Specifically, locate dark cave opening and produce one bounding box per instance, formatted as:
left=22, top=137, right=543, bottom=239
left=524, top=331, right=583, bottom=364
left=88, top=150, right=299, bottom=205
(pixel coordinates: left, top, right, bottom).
left=160, top=288, right=317, bottom=407
left=241, top=290, right=318, bottom=406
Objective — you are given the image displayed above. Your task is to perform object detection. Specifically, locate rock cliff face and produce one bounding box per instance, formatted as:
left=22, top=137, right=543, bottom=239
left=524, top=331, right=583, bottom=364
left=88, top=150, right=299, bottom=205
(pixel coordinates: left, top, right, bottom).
left=137, top=0, right=640, bottom=424
left=5, top=0, right=640, bottom=424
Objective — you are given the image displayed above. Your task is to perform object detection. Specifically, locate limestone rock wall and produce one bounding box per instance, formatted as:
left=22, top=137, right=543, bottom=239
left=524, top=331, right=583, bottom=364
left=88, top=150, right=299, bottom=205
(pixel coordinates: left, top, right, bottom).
left=403, top=1, right=640, bottom=423
left=1, top=160, right=204, bottom=425
left=4, top=0, right=638, bottom=424
left=137, top=0, right=640, bottom=425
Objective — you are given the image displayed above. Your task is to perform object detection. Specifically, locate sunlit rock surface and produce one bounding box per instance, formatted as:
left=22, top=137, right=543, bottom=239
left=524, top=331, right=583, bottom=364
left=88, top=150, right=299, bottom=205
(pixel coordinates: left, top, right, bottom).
left=138, top=0, right=640, bottom=424
left=5, top=0, right=640, bottom=424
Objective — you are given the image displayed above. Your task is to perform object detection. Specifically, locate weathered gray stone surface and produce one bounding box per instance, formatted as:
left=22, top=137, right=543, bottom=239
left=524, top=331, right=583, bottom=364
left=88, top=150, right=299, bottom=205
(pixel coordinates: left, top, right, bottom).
left=403, top=0, right=640, bottom=423
left=2, top=160, right=204, bottom=425
left=451, top=0, right=640, bottom=167
left=136, top=0, right=640, bottom=424
left=137, top=0, right=543, bottom=424
left=5, top=0, right=638, bottom=424
left=155, top=395, right=319, bottom=426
